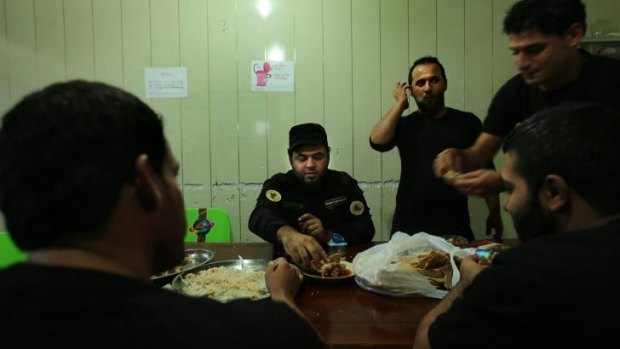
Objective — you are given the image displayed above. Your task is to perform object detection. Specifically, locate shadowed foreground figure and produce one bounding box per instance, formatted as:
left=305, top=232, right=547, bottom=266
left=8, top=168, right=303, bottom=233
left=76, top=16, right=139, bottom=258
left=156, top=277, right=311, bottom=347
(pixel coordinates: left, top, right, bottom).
left=0, top=80, right=324, bottom=348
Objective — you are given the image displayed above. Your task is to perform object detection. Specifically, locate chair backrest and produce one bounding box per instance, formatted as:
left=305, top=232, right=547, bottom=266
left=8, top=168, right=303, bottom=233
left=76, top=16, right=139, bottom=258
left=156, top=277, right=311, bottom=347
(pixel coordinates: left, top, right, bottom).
left=0, top=232, right=28, bottom=268
left=184, top=208, right=232, bottom=243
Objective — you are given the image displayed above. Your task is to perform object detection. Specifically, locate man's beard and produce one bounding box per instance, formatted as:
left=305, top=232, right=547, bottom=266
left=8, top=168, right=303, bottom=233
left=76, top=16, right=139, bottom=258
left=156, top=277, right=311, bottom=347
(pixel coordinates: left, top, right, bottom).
left=513, top=192, right=556, bottom=242
left=294, top=169, right=325, bottom=189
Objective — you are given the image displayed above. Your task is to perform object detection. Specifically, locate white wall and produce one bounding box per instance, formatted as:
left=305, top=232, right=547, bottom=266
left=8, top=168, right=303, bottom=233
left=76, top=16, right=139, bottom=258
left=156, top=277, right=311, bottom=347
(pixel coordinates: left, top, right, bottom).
left=1, top=0, right=618, bottom=241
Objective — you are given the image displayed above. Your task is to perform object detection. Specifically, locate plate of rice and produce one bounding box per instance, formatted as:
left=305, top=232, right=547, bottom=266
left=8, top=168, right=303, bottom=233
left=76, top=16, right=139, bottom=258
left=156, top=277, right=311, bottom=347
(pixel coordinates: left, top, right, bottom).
left=171, top=259, right=270, bottom=302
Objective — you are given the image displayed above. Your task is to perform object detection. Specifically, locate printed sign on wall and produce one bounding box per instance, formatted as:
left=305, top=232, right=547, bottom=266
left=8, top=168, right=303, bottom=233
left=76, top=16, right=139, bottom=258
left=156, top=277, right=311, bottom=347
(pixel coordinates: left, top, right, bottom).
left=145, top=67, right=188, bottom=98
left=251, top=61, right=294, bottom=92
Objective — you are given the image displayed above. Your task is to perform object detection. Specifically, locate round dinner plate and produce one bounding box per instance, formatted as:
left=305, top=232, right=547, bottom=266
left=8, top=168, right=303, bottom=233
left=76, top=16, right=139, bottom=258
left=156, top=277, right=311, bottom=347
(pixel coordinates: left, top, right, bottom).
left=302, top=261, right=355, bottom=282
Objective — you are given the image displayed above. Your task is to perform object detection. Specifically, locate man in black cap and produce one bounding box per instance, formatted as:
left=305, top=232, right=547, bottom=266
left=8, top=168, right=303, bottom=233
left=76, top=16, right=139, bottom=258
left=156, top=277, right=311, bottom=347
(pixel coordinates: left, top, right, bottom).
left=249, top=123, right=375, bottom=268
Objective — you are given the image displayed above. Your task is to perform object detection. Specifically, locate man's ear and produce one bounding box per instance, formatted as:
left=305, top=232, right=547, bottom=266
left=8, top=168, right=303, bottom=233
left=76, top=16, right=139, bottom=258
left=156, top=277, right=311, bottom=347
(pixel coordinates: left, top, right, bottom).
left=538, top=174, right=569, bottom=213
left=565, top=22, right=585, bottom=48
left=134, top=154, right=162, bottom=211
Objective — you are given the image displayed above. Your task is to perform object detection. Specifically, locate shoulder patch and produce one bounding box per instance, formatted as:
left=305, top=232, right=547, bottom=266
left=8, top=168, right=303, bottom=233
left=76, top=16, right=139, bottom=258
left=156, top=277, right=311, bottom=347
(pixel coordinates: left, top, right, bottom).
left=266, top=189, right=282, bottom=202
left=350, top=200, right=365, bottom=216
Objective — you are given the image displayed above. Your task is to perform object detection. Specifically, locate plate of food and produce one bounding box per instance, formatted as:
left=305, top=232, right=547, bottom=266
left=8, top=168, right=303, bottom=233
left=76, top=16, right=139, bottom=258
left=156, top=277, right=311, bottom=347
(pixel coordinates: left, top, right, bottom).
left=151, top=249, right=214, bottom=285
left=303, top=252, right=355, bottom=282
left=171, top=259, right=270, bottom=302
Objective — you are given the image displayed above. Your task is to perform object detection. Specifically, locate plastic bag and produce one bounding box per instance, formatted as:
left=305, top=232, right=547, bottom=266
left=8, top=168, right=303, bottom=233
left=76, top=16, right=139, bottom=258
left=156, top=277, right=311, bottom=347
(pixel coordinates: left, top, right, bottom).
left=353, top=232, right=473, bottom=299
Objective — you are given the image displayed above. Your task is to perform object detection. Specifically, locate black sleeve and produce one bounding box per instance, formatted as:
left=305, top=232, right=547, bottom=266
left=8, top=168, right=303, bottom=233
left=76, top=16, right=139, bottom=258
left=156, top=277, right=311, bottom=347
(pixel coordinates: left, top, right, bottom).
left=483, top=75, right=529, bottom=137
left=330, top=173, right=375, bottom=243
left=248, top=176, right=292, bottom=243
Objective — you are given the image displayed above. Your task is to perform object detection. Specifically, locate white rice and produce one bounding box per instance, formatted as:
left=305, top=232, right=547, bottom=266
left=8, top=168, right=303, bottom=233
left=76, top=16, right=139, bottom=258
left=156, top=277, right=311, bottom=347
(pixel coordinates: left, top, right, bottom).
left=182, top=266, right=268, bottom=302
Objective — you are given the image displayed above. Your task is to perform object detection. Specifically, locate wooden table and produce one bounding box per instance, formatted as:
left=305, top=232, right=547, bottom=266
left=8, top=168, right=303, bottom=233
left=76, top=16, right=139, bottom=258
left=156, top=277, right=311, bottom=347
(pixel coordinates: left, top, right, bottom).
left=186, top=242, right=440, bottom=348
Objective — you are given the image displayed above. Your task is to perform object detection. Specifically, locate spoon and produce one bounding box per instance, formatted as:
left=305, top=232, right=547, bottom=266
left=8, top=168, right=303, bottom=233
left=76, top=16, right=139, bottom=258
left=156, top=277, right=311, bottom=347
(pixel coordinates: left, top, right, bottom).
left=238, top=255, right=244, bottom=270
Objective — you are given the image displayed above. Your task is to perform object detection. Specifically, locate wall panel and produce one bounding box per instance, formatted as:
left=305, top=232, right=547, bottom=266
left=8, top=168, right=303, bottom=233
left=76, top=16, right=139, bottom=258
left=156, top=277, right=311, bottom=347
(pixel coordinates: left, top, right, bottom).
left=323, top=0, right=353, bottom=173
left=351, top=0, right=381, bottom=183
left=34, top=0, right=65, bottom=86
left=64, top=0, right=94, bottom=79
left=93, top=0, right=123, bottom=86
left=0, top=0, right=8, bottom=116
left=179, top=0, right=212, bottom=208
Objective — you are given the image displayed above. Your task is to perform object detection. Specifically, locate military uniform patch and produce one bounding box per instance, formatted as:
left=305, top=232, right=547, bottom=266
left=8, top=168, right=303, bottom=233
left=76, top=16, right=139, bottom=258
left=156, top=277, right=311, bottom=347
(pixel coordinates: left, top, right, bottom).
left=350, top=201, right=365, bottom=216
left=266, top=189, right=282, bottom=202
left=324, top=195, right=347, bottom=209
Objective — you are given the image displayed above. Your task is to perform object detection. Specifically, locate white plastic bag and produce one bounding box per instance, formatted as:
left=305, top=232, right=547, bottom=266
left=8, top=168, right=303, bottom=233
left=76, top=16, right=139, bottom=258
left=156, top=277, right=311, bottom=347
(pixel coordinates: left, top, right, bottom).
left=353, top=232, right=473, bottom=299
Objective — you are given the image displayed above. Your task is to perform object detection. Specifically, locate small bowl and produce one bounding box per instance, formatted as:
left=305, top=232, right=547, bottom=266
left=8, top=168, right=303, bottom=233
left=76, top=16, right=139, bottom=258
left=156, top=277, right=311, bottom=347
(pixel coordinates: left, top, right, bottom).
left=151, top=249, right=215, bottom=286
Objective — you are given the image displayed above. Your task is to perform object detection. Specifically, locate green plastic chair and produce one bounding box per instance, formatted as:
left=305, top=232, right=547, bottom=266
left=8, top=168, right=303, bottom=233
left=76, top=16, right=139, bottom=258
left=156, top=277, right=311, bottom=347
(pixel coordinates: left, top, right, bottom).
left=184, top=208, right=232, bottom=243
left=0, top=231, right=28, bottom=268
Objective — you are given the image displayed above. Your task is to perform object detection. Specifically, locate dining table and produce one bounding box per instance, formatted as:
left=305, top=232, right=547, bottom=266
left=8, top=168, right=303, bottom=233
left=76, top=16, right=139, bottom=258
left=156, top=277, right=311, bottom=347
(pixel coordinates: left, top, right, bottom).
left=183, top=239, right=516, bottom=348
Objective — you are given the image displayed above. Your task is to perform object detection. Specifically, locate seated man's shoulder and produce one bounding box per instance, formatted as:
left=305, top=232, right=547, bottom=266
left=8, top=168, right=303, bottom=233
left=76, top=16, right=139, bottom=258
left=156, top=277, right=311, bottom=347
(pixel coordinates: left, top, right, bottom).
left=264, top=171, right=296, bottom=185
left=330, top=170, right=358, bottom=185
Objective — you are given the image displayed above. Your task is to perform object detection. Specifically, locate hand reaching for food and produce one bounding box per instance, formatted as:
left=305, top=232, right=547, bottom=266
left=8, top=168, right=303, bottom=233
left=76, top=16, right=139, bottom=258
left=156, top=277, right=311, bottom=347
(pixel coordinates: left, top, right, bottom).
left=298, top=213, right=330, bottom=243
left=280, top=228, right=327, bottom=269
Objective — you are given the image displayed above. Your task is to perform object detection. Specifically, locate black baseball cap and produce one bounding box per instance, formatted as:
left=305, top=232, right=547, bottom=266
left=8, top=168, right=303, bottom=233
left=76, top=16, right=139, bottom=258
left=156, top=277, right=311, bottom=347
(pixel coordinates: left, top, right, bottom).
left=288, top=123, right=329, bottom=151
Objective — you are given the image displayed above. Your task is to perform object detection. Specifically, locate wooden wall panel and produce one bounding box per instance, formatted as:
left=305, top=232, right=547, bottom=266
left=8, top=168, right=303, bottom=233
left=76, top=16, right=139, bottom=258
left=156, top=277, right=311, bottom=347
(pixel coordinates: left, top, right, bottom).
left=0, top=0, right=8, bottom=116
left=93, top=0, right=123, bottom=86
left=351, top=0, right=381, bottom=183
left=64, top=0, right=94, bottom=80
left=6, top=0, right=37, bottom=105
left=379, top=0, right=408, bottom=182
left=293, top=0, right=323, bottom=125
left=120, top=0, right=150, bottom=98
left=437, top=0, right=465, bottom=109
left=179, top=0, right=212, bottom=208
left=323, top=0, right=353, bottom=174
left=150, top=0, right=182, bottom=174
left=207, top=0, right=240, bottom=240
left=265, top=0, right=295, bottom=176
left=34, top=0, right=65, bottom=86
left=237, top=0, right=268, bottom=184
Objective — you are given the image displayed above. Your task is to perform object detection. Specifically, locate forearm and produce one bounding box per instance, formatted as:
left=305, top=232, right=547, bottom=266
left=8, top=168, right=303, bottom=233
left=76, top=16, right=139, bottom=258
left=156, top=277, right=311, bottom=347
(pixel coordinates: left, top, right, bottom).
left=484, top=194, right=501, bottom=213
left=459, top=133, right=504, bottom=172
left=249, top=206, right=291, bottom=243
left=413, top=281, right=468, bottom=349
left=276, top=225, right=301, bottom=244
left=370, top=101, right=406, bottom=145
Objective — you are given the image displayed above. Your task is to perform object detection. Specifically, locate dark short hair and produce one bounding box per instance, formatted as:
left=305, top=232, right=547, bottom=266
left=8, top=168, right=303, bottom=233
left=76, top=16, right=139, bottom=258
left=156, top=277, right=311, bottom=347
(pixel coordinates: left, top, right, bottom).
left=287, top=123, right=330, bottom=157
left=408, top=56, right=447, bottom=86
left=0, top=80, right=167, bottom=250
left=503, top=0, right=586, bottom=36
left=503, top=102, right=620, bottom=215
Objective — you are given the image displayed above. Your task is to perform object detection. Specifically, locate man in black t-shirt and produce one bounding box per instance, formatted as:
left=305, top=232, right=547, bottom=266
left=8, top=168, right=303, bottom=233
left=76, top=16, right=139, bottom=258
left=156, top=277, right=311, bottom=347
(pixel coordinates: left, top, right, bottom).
left=414, top=102, right=620, bottom=349
left=370, top=56, right=502, bottom=241
left=433, top=0, right=620, bottom=197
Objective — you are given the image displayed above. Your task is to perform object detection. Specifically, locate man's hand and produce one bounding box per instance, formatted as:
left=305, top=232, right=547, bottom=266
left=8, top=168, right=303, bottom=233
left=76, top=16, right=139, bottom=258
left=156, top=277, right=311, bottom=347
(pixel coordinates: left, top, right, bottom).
left=298, top=213, right=331, bottom=243
left=393, top=82, right=410, bottom=109
left=457, top=255, right=489, bottom=286
left=486, top=210, right=504, bottom=241
left=433, top=148, right=464, bottom=177
left=279, top=227, right=327, bottom=269
left=265, top=257, right=304, bottom=315
left=451, top=169, right=505, bottom=197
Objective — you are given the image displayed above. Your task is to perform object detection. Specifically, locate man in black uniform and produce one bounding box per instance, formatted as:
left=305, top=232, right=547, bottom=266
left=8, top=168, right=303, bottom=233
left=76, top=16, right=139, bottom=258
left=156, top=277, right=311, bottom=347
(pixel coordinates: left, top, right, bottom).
left=370, top=56, right=502, bottom=241
left=434, top=0, right=620, bottom=196
left=249, top=123, right=375, bottom=267
left=414, top=102, right=620, bottom=349
left=0, top=81, right=324, bottom=348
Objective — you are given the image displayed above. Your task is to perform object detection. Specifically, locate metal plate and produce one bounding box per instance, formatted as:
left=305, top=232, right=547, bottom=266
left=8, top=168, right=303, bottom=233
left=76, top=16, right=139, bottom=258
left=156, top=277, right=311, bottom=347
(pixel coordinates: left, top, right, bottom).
left=171, top=259, right=270, bottom=301
left=151, top=249, right=215, bottom=285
